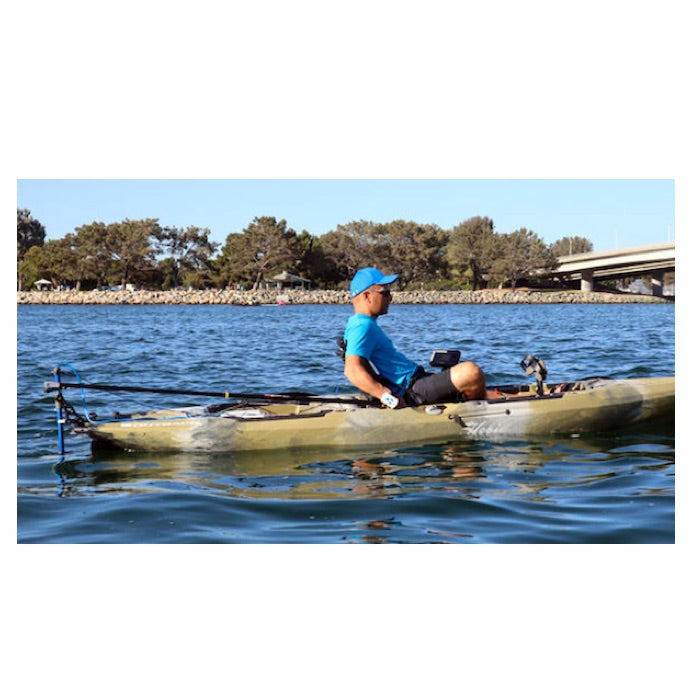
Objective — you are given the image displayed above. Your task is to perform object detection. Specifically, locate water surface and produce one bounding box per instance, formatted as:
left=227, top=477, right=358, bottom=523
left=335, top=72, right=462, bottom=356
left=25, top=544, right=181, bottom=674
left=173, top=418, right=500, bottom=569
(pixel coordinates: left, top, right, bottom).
left=17, top=303, right=675, bottom=543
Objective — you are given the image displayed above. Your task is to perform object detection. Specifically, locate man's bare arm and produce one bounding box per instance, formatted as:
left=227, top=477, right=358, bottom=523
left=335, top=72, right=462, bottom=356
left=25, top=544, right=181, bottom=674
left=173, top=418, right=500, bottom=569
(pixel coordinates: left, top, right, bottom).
left=344, top=354, right=391, bottom=400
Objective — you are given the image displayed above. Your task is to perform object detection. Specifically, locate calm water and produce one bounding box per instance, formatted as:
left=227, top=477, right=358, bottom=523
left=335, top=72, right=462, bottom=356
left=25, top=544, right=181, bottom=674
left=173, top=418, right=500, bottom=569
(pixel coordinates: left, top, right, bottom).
left=17, top=302, right=675, bottom=543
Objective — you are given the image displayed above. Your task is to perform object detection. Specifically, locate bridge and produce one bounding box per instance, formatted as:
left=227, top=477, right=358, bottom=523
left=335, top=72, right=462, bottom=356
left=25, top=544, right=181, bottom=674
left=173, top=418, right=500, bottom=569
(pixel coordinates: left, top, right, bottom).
left=553, top=242, right=675, bottom=295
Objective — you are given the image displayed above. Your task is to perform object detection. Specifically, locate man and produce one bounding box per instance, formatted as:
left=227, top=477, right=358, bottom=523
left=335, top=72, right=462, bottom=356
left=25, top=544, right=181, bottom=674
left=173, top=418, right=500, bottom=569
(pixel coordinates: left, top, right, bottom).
left=343, top=267, right=489, bottom=409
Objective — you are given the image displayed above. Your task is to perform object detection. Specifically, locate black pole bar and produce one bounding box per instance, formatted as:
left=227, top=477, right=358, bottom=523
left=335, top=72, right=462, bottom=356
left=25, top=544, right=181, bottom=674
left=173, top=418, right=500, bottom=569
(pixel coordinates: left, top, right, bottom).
left=44, top=380, right=373, bottom=406
left=52, top=368, right=66, bottom=454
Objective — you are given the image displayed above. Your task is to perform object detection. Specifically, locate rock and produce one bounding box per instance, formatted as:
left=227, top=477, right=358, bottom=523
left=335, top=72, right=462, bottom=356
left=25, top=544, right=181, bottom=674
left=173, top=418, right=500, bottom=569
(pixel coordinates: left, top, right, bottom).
left=16, top=288, right=673, bottom=305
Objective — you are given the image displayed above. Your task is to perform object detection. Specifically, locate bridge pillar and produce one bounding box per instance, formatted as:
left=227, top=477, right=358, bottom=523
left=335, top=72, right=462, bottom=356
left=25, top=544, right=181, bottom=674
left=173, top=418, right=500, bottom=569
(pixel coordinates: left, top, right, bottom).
left=651, top=276, right=663, bottom=296
left=581, top=269, right=594, bottom=292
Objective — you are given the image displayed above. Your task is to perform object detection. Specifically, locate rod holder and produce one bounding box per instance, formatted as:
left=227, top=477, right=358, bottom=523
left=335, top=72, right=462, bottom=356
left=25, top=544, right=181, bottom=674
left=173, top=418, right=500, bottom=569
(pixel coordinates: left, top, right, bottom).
left=51, top=368, right=66, bottom=455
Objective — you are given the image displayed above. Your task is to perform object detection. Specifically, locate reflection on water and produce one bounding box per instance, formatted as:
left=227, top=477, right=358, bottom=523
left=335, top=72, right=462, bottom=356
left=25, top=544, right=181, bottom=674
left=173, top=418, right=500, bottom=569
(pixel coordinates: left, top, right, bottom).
left=27, top=426, right=674, bottom=543
left=50, top=429, right=674, bottom=506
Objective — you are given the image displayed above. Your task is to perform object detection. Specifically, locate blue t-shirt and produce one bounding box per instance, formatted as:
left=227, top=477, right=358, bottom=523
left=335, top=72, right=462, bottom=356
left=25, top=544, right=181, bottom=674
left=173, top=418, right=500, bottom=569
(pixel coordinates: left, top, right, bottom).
left=344, top=314, right=418, bottom=393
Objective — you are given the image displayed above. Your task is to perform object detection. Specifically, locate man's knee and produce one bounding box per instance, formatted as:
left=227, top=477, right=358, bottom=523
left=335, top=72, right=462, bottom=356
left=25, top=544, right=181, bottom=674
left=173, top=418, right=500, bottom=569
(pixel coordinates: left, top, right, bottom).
left=450, top=361, right=485, bottom=398
left=453, top=361, right=482, bottom=383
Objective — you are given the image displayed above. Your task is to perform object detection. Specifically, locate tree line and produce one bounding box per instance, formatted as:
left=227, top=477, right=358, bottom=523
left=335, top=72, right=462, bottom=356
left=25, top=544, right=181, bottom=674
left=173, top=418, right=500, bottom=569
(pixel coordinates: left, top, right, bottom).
left=17, top=208, right=594, bottom=292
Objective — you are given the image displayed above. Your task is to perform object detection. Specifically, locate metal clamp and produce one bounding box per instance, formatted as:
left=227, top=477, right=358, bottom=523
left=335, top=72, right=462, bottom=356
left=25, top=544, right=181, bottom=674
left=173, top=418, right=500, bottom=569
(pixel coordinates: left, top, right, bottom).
left=520, top=355, right=548, bottom=396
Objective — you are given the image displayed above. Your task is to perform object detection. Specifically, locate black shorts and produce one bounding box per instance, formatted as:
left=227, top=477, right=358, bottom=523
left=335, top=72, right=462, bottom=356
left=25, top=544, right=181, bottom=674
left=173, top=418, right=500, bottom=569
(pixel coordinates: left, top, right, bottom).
left=405, top=366, right=461, bottom=406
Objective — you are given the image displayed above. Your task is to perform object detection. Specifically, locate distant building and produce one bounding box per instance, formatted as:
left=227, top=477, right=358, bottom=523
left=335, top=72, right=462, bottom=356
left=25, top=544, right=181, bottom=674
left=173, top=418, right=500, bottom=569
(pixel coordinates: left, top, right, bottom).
left=34, top=279, right=52, bottom=290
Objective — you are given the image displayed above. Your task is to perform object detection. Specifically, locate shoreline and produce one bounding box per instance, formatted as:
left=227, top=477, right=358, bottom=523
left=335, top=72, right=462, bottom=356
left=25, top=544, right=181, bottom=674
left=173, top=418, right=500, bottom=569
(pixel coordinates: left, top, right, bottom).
left=17, top=288, right=674, bottom=305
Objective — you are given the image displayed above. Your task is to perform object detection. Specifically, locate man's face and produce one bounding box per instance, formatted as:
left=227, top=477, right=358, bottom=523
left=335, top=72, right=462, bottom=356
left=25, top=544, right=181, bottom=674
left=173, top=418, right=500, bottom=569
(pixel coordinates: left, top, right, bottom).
left=365, top=284, right=392, bottom=316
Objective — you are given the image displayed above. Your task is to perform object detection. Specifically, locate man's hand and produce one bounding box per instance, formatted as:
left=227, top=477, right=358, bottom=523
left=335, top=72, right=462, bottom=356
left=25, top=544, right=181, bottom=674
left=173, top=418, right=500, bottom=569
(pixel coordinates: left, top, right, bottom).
left=380, top=392, right=408, bottom=409
left=380, top=391, right=399, bottom=409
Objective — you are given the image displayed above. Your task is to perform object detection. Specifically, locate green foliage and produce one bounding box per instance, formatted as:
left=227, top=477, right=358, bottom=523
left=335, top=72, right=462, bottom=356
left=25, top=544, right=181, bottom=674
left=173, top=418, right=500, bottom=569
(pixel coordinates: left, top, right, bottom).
left=446, top=217, right=497, bottom=290
left=315, top=227, right=361, bottom=286
left=372, top=220, right=449, bottom=288
left=217, top=216, right=297, bottom=290
left=155, top=226, right=219, bottom=288
left=292, top=230, right=331, bottom=285
left=550, top=236, right=594, bottom=257
left=106, top=218, right=162, bottom=289
left=315, top=220, right=449, bottom=289
left=17, top=209, right=47, bottom=289
left=159, top=257, right=179, bottom=290
left=489, top=228, right=557, bottom=288
left=42, top=237, right=81, bottom=288
left=72, top=221, right=112, bottom=287
left=17, top=210, right=584, bottom=292
left=318, top=220, right=379, bottom=284
left=17, top=245, right=46, bottom=289
left=17, top=209, right=46, bottom=261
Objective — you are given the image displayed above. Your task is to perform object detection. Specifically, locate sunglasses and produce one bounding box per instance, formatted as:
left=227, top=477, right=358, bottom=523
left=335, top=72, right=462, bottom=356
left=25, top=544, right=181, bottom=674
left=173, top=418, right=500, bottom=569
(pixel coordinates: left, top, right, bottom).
left=369, top=288, right=392, bottom=297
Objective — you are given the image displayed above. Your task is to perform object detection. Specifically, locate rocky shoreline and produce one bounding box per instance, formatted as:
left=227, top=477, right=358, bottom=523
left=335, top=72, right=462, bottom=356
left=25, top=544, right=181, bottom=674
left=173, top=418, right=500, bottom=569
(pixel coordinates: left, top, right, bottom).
left=17, top=288, right=674, bottom=305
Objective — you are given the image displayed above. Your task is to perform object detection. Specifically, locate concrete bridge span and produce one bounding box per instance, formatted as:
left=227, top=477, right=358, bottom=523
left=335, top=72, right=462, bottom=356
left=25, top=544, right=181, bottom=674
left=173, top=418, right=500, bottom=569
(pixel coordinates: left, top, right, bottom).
left=554, top=242, right=675, bottom=295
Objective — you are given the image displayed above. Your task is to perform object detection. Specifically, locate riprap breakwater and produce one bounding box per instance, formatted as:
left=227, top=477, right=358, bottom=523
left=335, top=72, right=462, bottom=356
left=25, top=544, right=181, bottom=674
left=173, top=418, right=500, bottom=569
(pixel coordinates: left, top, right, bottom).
left=17, top=289, right=673, bottom=305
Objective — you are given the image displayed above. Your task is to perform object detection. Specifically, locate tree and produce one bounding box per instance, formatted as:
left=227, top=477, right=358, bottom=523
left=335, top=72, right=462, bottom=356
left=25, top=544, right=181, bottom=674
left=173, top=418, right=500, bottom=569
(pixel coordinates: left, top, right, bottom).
left=216, top=233, right=247, bottom=287
left=17, top=209, right=46, bottom=290
left=489, top=228, right=557, bottom=288
left=316, top=226, right=368, bottom=286
left=217, top=216, right=297, bottom=290
left=373, top=220, right=449, bottom=287
left=292, top=229, right=327, bottom=284
left=17, top=208, right=46, bottom=259
left=304, top=231, right=345, bottom=288
left=18, top=245, right=46, bottom=290
left=41, top=237, right=81, bottom=288
left=73, top=221, right=113, bottom=288
left=105, top=218, right=162, bottom=289
left=317, top=220, right=399, bottom=287
left=158, top=257, right=180, bottom=290
left=334, top=220, right=381, bottom=270
left=156, top=226, right=219, bottom=288
left=550, top=236, right=594, bottom=257
left=315, top=219, right=451, bottom=289
left=446, top=217, right=498, bottom=290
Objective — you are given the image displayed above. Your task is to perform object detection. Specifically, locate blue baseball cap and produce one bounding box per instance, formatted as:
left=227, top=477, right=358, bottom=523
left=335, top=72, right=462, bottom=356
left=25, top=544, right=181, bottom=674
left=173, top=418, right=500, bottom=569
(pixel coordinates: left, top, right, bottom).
left=350, top=267, right=399, bottom=297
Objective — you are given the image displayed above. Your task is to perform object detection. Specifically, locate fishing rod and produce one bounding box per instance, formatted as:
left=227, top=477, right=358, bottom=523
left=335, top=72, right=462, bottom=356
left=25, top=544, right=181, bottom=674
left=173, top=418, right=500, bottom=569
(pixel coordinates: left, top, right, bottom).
left=44, top=378, right=374, bottom=406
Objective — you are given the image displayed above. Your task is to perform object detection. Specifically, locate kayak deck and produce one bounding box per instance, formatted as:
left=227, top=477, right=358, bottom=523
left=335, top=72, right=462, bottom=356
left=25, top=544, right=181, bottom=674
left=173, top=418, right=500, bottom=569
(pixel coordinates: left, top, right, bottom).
left=72, top=376, right=675, bottom=453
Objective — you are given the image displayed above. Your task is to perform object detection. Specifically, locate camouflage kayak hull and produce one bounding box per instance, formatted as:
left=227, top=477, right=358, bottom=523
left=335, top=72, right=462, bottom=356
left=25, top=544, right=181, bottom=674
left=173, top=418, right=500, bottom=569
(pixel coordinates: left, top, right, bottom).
left=73, top=376, right=675, bottom=453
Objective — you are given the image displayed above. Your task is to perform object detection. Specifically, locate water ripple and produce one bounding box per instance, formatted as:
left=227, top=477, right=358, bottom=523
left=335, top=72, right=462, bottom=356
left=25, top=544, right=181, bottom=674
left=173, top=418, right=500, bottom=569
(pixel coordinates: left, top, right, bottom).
left=18, top=303, right=674, bottom=543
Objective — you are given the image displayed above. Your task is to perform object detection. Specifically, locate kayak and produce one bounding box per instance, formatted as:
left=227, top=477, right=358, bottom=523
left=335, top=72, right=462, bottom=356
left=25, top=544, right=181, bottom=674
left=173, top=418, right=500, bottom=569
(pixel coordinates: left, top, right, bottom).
left=63, top=376, right=674, bottom=453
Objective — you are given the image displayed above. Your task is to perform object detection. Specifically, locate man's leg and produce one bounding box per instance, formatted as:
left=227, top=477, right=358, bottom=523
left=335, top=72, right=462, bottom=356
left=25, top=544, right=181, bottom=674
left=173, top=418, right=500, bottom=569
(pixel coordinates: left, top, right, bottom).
left=449, top=361, right=486, bottom=400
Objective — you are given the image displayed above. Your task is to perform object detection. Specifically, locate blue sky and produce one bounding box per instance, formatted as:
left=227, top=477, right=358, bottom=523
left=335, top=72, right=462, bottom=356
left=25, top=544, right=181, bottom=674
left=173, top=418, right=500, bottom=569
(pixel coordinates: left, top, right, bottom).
left=17, top=179, right=674, bottom=252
